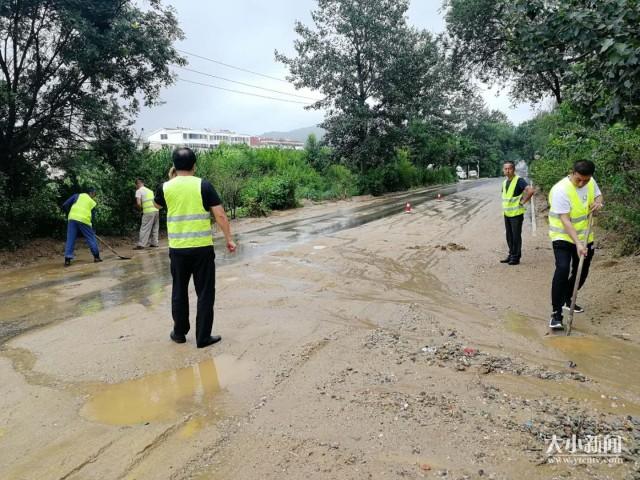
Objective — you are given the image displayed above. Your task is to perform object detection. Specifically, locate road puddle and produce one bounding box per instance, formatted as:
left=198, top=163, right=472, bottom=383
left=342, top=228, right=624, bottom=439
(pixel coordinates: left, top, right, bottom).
left=546, top=335, right=640, bottom=398
left=81, top=354, right=248, bottom=426
left=504, top=311, right=541, bottom=341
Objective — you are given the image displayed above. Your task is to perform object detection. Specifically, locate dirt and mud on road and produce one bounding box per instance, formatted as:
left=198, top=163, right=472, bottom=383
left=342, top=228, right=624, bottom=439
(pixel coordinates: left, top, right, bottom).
left=1, top=179, right=639, bottom=480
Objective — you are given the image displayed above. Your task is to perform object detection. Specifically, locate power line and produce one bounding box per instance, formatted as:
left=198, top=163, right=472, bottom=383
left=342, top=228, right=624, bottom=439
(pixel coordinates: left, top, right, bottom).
left=176, top=66, right=321, bottom=101
left=177, top=78, right=313, bottom=105
left=177, top=48, right=290, bottom=84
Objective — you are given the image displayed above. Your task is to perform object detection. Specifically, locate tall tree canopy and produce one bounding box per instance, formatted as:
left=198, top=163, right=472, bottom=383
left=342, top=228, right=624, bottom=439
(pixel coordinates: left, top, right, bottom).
left=445, top=0, right=640, bottom=124
left=0, top=0, right=185, bottom=198
left=276, top=0, right=462, bottom=172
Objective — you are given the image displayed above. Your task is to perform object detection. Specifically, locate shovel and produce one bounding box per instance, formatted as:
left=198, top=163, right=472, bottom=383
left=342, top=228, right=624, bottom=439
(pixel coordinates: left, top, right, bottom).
left=95, top=234, right=132, bottom=260
left=566, top=213, right=594, bottom=336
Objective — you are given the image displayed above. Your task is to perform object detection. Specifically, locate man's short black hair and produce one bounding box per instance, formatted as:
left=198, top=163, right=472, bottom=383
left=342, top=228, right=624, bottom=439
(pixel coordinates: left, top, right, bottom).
left=573, top=160, right=595, bottom=176
left=173, top=147, right=196, bottom=171
left=87, top=186, right=96, bottom=194
left=504, top=160, right=516, bottom=168
left=135, top=178, right=144, bottom=184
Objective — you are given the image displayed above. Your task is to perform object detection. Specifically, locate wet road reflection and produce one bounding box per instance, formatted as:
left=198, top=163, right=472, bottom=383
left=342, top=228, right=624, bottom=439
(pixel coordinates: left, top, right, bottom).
left=81, top=358, right=222, bottom=425
left=0, top=180, right=490, bottom=345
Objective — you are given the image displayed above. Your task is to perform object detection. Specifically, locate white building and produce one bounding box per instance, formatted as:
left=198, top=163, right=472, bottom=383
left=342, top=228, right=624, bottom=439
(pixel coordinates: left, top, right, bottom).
left=145, top=127, right=251, bottom=151
left=250, top=136, right=305, bottom=150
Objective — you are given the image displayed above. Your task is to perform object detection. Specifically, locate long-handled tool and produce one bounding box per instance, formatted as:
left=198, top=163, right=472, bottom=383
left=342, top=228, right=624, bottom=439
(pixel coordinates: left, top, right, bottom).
left=566, top=213, right=594, bottom=336
left=95, top=234, right=131, bottom=260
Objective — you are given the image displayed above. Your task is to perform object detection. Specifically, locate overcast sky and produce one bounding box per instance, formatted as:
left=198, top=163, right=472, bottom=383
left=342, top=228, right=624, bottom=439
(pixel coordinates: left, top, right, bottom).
left=136, top=0, right=539, bottom=137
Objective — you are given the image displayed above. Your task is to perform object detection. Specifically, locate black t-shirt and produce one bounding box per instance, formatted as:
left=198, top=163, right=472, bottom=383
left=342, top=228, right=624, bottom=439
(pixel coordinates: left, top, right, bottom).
left=503, top=177, right=528, bottom=197
left=154, top=178, right=222, bottom=211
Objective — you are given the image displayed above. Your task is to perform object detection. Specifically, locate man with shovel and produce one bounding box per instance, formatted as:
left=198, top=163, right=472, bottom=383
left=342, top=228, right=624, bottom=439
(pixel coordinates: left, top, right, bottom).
left=62, top=187, right=102, bottom=267
left=547, top=160, right=604, bottom=330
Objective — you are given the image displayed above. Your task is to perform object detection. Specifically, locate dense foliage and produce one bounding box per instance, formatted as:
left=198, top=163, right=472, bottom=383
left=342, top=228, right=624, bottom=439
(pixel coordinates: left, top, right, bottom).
left=522, top=107, right=640, bottom=254
left=275, top=0, right=513, bottom=177
left=445, top=0, right=640, bottom=124
left=0, top=0, right=184, bottom=246
left=0, top=139, right=462, bottom=248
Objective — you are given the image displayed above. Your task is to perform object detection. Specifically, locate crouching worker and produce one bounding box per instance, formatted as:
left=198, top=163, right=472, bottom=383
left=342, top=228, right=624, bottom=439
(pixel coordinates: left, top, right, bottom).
left=62, top=187, right=102, bottom=267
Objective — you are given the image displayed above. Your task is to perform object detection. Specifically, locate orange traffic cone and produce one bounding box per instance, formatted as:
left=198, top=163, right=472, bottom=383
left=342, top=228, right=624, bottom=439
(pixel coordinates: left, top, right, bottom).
left=404, top=202, right=413, bottom=213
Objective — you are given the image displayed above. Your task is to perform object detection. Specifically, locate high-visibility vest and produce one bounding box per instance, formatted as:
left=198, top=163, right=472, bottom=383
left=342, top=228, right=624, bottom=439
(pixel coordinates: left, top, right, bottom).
left=68, top=193, right=96, bottom=226
left=548, top=177, right=595, bottom=244
left=163, top=176, right=213, bottom=249
left=140, top=186, right=159, bottom=214
left=502, top=175, right=526, bottom=217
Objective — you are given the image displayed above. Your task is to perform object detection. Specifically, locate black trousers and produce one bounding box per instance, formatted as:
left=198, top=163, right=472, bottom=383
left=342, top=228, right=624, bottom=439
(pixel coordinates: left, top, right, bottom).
left=551, top=240, right=595, bottom=314
left=169, top=246, right=216, bottom=344
left=504, top=214, right=524, bottom=260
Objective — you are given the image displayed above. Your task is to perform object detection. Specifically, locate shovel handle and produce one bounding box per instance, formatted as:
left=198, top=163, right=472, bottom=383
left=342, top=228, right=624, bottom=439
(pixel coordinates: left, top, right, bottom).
left=566, top=214, right=594, bottom=336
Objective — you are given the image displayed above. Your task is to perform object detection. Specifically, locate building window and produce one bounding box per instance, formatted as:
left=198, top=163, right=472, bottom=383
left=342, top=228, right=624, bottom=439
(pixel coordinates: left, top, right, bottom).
left=183, top=133, right=187, bottom=139
left=160, top=134, right=168, bottom=140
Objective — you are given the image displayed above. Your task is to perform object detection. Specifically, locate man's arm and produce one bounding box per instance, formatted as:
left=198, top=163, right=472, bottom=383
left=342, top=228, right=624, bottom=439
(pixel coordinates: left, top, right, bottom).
left=62, top=194, right=78, bottom=213
left=211, top=205, right=236, bottom=252
left=520, top=185, right=535, bottom=205
left=153, top=185, right=165, bottom=210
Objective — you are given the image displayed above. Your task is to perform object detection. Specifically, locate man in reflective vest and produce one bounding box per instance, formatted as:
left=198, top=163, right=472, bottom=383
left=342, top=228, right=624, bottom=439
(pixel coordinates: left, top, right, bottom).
left=548, top=160, right=604, bottom=329
left=501, top=161, right=534, bottom=265
left=134, top=178, right=160, bottom=249
left=153, top=147, right=237, bottom=348
left=62, top=187, right=102, bottom=267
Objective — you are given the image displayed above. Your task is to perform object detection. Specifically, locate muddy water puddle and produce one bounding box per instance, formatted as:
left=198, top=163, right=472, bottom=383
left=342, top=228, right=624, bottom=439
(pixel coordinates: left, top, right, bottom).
left=504, top=312, right=542, bottom=341
left=81, top=354, right=250, bottom=426
left=546, top=335, right=640, bottom=397
left=505, top=312, right=640, bottom=403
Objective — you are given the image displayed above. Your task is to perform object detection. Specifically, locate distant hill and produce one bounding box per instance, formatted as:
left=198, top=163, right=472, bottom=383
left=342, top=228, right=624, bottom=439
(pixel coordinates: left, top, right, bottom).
left=258, top=125, right=325, bottom=142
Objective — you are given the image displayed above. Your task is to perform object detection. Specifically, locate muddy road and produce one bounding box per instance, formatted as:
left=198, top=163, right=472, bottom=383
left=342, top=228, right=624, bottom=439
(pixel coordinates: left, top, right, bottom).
left=1, top=180, right=639, bottom=480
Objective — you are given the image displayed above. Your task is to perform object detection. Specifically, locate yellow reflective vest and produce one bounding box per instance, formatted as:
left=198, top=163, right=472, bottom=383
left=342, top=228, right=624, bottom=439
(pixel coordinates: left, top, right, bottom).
left=502, top=175, right=526, bottom=217
left=140, top=186, right=159, bottom=214
left=163, top=176, right=213, bottom=249
left=68, top=193, right=96, bottom=226
left=548, top=177, right=595, bottom=244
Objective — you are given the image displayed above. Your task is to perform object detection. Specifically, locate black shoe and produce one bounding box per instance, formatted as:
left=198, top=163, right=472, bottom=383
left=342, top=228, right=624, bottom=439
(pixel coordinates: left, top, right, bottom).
left=170, top=331, right=186, bottom=344
left=94, top=256, right=103, bottom=263
left=508, top=259, right=520, bottom=265
left=197, top=335, right=222, bottom=348
left=563, top=303, right=584, bottom=314
left=549, top=312, right=564, bottom=330
left=134, top=245, right=145, bottom=250
left=64, top=257, right=72, bottom=267
left=499, top=257, right=511, bottom=263
left=149, top=244, right=159, bottom=248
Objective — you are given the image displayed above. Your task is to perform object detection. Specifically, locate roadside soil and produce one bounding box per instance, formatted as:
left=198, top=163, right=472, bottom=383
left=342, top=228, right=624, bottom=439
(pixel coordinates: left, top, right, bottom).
left=0, top=180, right=638, bottom=480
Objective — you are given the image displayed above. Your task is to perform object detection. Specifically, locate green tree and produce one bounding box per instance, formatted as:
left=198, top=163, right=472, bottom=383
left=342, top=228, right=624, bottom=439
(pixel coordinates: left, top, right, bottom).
left=445, top=0, right=640, bottom=125
left=276, top=0, right=457, bottom=173
left=550, top=0, right=640, bottom=124
left=304, top=133, right=331, bottom=171
left=444, top=0, right=572, bottom=105
left=0, top=0, right=184, bottom=197
left=459, top=110, right=515, bottom=177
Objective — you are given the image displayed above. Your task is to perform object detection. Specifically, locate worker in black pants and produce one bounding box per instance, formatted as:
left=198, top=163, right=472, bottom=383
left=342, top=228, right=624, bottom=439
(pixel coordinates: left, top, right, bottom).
left=500, top=161, right=534, bottom=265
left=154, top=148, right=236, bottom=348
